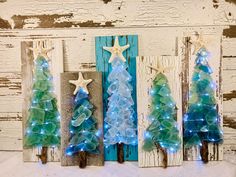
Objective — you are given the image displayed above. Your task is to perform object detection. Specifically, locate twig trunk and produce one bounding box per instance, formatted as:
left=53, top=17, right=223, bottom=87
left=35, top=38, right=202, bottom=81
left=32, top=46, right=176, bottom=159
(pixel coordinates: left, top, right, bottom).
left=155, top=143, right=167, bottom=168
left=37, top=146, right=48, bottom=164
left=200, top=141, right=209, bottom=163
left=78, top=151, right=87, bottom=168
left=117, top=143, right=124, bottom=163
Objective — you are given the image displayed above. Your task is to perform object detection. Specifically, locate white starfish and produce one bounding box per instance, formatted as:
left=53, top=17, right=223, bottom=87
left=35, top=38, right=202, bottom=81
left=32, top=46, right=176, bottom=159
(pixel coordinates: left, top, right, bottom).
left=69, top=72, right=93, bottom=95
left=147, top=64, right=173, bottom=74
left=29, top=41, right=54, bottom=60
left=103, top=36, right=130, bottom=63
left=191, top=32, right=208, bottom=54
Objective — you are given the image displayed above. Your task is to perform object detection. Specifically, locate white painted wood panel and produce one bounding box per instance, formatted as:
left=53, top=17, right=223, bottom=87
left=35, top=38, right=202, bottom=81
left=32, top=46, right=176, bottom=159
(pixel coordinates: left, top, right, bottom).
left=137, top=56, right=183, bottom=167
left=183, top=34, right=223, bottom=161
left=21, top=40, right=63, bottom=162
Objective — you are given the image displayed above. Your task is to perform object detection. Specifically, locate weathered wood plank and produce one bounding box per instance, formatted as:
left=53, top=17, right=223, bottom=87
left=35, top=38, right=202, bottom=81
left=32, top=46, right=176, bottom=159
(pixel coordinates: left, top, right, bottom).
left=0, top=72, right=21, bottom=96
left=0, top=121, right=22, bottom=150
left=21, top=40, right=63, bottom=162
left=60, top=72, right=104, bottom=166
left=137, top=56, right=183, bottom=167
left=0, top=0, right=235, bottom=29
left=222, top=38, right=236, bottom=57
left=183, top=34, right=223, bottom=161
left=96, top=35, right=138, bottom=161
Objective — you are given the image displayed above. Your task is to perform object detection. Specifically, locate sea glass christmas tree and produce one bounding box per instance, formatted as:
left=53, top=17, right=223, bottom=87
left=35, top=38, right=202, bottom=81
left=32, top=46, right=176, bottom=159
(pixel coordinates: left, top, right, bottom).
left=65, top=72, right=100, bottom=168
left=103, top=36, right=137, bottom=163
left=142, top=65, right=181, bottom=168
left=184, top=36, right=223, bottom=163
left=24, top=44, right=60, bottom=164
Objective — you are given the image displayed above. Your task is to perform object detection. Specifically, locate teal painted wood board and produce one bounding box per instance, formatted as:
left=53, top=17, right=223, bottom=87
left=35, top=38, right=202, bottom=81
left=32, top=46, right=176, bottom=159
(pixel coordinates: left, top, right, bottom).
left=95, top=35, right=138, bottom=161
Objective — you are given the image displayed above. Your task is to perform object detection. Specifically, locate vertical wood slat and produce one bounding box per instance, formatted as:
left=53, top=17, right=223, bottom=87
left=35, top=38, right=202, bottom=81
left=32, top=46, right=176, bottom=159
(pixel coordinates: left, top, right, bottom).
left=21, top=40, right=63, bottom=162
left=95, top=35, right=138, bottom=161
left=182, top=35, right=223, bottom=161
left=137, top=56, right=183, bottom=167
left=60, top=72, right=104, bottom=166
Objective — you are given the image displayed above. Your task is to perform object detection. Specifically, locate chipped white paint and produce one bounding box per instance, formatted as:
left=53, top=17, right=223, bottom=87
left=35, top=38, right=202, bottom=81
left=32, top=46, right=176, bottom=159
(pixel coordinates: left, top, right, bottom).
left=137, top=56, right=183, bottom=167
left=0, top=0, right=235, bottom=29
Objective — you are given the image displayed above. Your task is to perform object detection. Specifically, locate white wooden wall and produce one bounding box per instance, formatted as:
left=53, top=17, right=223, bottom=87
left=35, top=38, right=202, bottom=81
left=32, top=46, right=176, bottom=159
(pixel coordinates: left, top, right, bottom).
left=0, top=0, right=235, bottom=163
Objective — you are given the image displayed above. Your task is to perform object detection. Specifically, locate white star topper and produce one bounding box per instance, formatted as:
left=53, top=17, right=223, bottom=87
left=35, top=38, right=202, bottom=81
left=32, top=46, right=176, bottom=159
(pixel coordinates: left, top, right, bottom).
left=69, top=72, right=93, bottom=95
left=103, top=36, right=130, bottom=63
left=29, top=41, right=54, bottom=60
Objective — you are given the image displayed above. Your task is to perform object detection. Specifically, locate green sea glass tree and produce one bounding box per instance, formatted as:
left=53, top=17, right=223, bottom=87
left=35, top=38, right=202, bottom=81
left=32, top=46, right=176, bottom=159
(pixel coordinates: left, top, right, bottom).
left=143, top=68, right=181, bottom=168
left=24, top=54, right=60, bottom=164
left=184, top=47, right=223, bottom=163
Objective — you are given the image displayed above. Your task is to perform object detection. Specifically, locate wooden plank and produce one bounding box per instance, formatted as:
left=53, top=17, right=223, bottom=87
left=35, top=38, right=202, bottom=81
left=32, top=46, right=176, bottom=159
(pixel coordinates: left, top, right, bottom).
left=0, top=72, right=21, bottom=96
left=0, top=121, right=22, bottom=150
left=60, top=72, right=104, bottom=166
left=222, top=38, right=236, bottom=57
left=137, top=56, right=183, bottom=167
left=95, top=35, right=138, bottom=161
left=21, top=40, right=63, bottom=162
left=0, top=40, right=21, bottom=72
left=183, top=34, right=223, bottom=161
left=0, top=0, right=235, bottom=29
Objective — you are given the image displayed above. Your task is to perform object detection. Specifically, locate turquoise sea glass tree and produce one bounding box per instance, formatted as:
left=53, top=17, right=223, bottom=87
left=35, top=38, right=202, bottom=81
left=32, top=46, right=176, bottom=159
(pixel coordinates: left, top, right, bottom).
left=184, top=47, right=223, bottom=163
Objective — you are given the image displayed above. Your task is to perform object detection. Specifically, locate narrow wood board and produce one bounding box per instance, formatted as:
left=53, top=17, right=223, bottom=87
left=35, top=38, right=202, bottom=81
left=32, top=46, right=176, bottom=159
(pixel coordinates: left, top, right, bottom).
left=137, top=56, right=183, bottom=167
left=182, top=34, right=223, bottom=161
left=21, top=40, right=64, bottom=162
left=60, top=72, right=104, bottom=166
left=95, top=35, right=138, bottom=161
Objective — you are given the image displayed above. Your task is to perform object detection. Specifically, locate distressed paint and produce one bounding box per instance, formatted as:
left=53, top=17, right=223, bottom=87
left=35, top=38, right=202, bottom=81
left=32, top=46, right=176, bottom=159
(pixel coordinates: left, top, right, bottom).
left=0, top=1, right=236, bottom=29
left=95, top=35, right=138, bottom=161
left=223, top=26, right=236, bottom=38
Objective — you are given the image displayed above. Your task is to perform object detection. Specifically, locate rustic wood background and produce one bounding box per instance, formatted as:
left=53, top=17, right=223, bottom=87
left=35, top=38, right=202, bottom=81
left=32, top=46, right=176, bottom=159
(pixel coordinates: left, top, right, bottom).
left=137, top=56, right=183, bottom=167
left=21, top=40, right=63, bottom=162
left=60, top=72, right=104, bottom=166
left=0, top=0, right=235, bottom=164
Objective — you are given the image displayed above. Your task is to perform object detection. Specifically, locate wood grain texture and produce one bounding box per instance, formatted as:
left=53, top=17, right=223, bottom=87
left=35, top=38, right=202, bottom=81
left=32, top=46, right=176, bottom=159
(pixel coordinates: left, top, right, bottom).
left=21, top=40, right=63, bottom=162
left=0, top=0, right=235, bottom=29
left=137, top=56, right=183, bottom=167
left=182, top=34, right=223, bottom=161
left=60, top=72, right=104, bottom=166
left=95, top=35, right=138, bottom=161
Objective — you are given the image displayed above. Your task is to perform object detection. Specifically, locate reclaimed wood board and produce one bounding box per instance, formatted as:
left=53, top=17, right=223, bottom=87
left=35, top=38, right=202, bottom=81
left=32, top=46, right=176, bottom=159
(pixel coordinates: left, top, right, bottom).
left=137, top=56, right=183, bottom=167
left=182, top=34, right=223, bottom=161
left=95, top=35, right=138, bottom=161
left=60, top=72, right=104, bottom=166
left=21, top=40, right=63, bottom=162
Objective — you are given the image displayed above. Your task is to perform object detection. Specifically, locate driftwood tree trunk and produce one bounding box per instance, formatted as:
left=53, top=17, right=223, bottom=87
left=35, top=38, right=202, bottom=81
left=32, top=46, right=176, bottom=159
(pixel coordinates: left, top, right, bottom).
left=37, top=146, right=48, bottom=164
left=155, top=143, right=167, bottom=168
left=117, top=143, right=124, bottom=163
left=200, top=141, right=209, bottom=163
left=78, top=151, right=87, bottom=168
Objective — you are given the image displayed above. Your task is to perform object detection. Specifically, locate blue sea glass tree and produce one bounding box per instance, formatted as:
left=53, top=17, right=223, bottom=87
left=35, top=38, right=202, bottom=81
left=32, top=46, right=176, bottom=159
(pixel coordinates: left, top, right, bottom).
left=65, top=72, right=100, bottom=168
left=103, top=37, right=137, bottom=163
left=24, top=47, right=60, bottom=164
left=184, top=47, right=223, bottom=163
